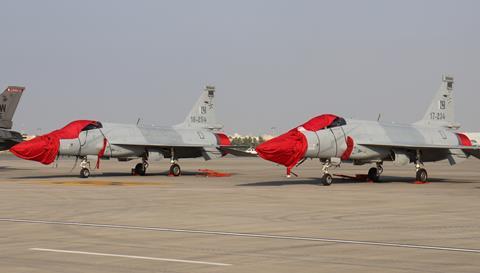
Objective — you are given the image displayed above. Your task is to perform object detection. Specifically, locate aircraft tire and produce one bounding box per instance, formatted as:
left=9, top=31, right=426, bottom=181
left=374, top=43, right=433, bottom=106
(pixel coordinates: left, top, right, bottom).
left=170, top=164, right=181, bottom=177
left=134, top=163, right=146, bottom=176
left=321, top=173, right=333, bottom=186
left=80, top=168, right=90, bottom=179
left=368, top=167, right=380, bottom=182
left=416, top=168, right=428, bottom=182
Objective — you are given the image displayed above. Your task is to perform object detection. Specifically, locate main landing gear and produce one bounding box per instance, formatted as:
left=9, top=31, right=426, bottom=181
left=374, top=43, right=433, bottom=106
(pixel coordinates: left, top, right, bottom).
left=169, top=162, right=181, bottom=177
left=132, top=157, right=149, bottom=176
left=168, top=148, right=181, bottom=177
left=416, top=167, right=428, bottom=182
left=414, top=150, right=428, bottom=183
left=414, top=150, right=428, bottom=182
left=130, top=149, right=182, bottom=177
left=79, top=157, right=91, bottom=178
left=367, top=162, right=383, bottom=182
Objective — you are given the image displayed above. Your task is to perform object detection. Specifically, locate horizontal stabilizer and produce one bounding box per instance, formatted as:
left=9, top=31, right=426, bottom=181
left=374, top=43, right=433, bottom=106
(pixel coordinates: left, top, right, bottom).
left=465, top=150, right=480, bottom=159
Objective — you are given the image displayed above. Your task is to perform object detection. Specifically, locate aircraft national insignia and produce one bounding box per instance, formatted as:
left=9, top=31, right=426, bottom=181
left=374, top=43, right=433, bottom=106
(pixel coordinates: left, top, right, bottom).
left=439, top=100, right=446, bottom=110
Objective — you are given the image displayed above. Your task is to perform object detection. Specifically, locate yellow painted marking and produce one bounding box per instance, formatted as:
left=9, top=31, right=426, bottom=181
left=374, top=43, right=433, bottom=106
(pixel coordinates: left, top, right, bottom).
left=32, top=180, right=166, bottom=187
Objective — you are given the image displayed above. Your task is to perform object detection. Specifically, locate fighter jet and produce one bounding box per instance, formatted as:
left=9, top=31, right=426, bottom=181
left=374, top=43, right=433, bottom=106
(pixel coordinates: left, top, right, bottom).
left=256, top=75, right=480, bottom=185
left=10, top=86, right=238, bottom=178
left=0, top=86, right=25, bottom=151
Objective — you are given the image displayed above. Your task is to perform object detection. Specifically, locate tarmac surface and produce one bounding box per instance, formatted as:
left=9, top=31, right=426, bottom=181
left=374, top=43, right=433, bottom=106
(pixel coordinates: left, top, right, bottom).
left=1, top=155, right=480, bottom=273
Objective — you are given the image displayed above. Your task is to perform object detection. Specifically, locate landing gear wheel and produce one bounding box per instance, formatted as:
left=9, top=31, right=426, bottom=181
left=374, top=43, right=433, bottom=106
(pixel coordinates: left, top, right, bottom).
left=80, top=168, right=90, bottom=178
left=416, top=168, right=428, bottom=182
left=368, top=167, right=380, bottom=182
left=321, top=173, right=333, bottom=186
left=170, top=164, right=181, bottom=177
left=134, top=163, right=146, bottom=176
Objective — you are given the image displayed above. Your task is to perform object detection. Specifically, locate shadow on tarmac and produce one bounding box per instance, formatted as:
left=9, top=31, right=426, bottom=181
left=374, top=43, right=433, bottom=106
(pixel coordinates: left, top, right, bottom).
left=12, top=170, right=234, bottom=179
left=0, top=166, right=35, bottom=172
left=238, top=175, right=475, bottom=187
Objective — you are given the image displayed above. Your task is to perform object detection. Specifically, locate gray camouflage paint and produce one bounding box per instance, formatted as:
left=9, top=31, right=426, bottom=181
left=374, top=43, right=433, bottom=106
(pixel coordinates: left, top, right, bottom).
left=58, top=86, right=226, bottom=162
left=265, top=76, right=479, bottom=175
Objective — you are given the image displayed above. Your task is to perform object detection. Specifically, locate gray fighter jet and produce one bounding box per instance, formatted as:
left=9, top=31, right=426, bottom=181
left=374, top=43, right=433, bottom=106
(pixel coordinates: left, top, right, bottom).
left=11, top=86, right=240, bottom=178
left=0, top=86, right=25, bottom=151
left=256, top=75, right=480, bottom=185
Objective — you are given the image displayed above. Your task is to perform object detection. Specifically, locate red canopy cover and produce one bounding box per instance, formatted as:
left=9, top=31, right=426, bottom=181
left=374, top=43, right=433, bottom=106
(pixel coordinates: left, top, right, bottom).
left=256, top=114, right=340, bottom=175
left=301, top=114, right=339, bottom=131
left=10, top=120, right=99, bottom=165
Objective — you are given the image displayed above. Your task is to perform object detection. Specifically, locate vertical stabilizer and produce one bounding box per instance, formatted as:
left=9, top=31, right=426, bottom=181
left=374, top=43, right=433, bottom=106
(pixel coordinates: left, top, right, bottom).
left=176, top=86, right=223, bottom=130
left=416, top=75, right=458, bottom=128
left=0, top=86, right=25, bottom=129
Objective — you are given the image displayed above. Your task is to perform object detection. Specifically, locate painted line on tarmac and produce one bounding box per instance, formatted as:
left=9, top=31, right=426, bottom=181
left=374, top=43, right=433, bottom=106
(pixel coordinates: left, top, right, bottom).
left=30, top=248, right=231, bottom=266
left=2, top=218, right=480, bottom=254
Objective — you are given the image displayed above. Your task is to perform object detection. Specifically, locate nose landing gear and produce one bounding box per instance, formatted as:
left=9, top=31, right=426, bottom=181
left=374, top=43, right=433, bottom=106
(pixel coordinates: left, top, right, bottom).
left=79, top=157, right=91, bottom=178
left=320, top=160, right=333, bottom=186
left=321, top=173, right=333, bottom=186
left=367, top=162, right=383, bottom=182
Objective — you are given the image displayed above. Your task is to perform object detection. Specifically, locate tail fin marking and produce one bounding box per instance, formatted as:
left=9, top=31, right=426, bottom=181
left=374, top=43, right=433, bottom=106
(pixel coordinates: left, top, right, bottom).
left=0, top=86, right=25, bottom=129
left=176, top=86, right=223, bottom=130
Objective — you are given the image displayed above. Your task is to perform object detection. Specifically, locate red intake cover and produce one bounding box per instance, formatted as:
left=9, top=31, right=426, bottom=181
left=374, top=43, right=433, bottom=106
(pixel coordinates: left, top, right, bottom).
left=341, top=136, right=354, bottom=160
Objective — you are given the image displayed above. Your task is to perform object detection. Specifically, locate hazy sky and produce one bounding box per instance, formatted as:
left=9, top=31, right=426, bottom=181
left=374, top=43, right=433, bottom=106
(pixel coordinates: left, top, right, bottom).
left=1, top=0, right=479, bottom=135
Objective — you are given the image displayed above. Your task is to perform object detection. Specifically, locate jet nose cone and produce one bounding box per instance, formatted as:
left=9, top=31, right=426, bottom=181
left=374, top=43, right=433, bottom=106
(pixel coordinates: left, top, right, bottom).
left=10, top=135, right=59, bottom=164
left=255, top=129, right=308, bottom=173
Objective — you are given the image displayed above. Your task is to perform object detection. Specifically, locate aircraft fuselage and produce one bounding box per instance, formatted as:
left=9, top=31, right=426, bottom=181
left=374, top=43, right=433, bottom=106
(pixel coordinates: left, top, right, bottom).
left=301, top=119, right=466, bottom=165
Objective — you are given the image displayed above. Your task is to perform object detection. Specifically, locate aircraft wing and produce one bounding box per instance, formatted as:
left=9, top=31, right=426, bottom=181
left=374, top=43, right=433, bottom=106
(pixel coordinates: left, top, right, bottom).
left=358, top=142, right=480, bottom=160
left=111, top=142, right=257, bottom=157
left=111, top=142, right=206, bottom=148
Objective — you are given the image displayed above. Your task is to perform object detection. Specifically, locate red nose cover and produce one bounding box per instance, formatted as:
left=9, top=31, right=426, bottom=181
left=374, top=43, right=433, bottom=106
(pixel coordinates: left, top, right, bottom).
left=10, top=120, right=99, bottom=165
left=256, top=129, right=308, bottom=175
left=255, top=114, right=341, bottom=175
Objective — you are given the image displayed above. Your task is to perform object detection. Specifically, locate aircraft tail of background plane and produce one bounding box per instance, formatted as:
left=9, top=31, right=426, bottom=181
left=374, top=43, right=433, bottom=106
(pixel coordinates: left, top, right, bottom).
left=175, top=85, right=223, bottom=130
left=415, top=75, right=458, bottom=128
left=0, top=86, right=25, bottom=129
